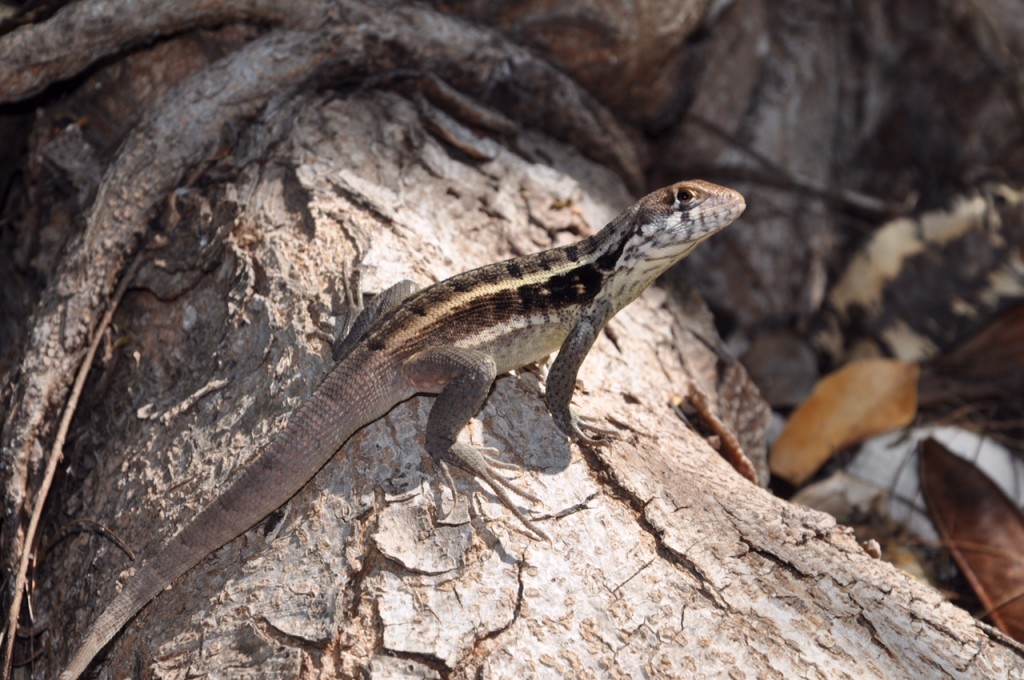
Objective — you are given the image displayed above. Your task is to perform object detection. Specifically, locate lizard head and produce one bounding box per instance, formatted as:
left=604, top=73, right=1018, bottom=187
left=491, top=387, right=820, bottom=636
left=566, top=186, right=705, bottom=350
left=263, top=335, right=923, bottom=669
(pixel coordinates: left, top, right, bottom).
left=627, top=179, right=745, bottom=258
left=594, top=180, right=745, bottom=309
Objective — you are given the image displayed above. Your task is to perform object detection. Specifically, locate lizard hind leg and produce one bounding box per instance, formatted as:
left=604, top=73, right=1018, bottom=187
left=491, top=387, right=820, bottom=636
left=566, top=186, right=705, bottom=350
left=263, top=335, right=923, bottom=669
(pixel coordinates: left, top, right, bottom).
left=402, top=347, right=550, bottom=540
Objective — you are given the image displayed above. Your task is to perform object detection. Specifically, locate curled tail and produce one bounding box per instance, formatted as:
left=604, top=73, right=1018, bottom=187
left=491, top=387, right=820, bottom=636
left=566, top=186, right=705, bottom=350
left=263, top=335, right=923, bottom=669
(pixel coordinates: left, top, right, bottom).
left=61, top=359, right=394, bottom=679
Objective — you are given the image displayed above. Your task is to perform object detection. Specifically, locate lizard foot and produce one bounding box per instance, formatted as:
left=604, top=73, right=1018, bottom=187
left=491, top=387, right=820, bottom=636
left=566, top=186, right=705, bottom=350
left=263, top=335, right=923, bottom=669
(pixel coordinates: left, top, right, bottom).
left=562, top=412, right=620, bottom=447
left=444, top=443, right=550, bottom=541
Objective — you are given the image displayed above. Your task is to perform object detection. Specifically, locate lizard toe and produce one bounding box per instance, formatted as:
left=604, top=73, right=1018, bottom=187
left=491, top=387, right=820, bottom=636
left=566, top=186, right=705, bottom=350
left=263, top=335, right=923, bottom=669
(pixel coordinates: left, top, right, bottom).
left=444, top=443, right=549, bottom=540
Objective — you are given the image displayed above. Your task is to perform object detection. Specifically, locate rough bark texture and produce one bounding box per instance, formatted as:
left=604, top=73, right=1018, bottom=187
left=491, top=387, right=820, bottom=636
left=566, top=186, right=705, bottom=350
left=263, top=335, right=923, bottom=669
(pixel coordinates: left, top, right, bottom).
left=1, top=1, right=1022, bottom=679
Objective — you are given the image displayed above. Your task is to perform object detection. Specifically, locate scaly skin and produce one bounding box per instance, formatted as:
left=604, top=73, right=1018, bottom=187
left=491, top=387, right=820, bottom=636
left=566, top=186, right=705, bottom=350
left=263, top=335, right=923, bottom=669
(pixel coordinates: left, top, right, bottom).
left=60, top=180, right=744, bottom=679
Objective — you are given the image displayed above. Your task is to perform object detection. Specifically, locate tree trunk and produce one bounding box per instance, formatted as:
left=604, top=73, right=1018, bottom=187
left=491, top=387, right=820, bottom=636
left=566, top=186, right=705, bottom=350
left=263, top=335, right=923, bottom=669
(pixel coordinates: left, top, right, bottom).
left=1, top=1, right=1022, bottom=678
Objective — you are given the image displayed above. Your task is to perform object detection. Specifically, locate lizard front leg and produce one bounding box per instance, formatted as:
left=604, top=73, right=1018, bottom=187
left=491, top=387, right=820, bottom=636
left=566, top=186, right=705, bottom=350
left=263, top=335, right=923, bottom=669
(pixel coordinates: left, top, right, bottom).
left=403, top=346, right=548, bottom=539
left=545, top=297, right=619, bottom=446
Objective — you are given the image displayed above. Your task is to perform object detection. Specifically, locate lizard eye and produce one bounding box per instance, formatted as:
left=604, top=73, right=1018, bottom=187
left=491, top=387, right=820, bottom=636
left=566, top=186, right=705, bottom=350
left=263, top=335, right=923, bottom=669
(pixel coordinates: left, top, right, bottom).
left=675, top=188, right=695, bottom=204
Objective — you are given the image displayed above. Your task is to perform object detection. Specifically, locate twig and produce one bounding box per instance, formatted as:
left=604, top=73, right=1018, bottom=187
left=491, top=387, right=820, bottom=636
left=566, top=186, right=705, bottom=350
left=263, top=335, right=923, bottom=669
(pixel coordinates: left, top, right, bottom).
left=42, top=519, right=136, bottom=565
left=1, top=252, right=144, bottom=680
left=677, top=384, right=759, bottom=486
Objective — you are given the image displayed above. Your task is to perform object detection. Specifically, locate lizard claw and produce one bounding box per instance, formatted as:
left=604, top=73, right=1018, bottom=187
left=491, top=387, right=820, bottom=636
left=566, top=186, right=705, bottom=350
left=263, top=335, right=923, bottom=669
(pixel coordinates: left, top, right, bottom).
left=443, top=443, right=549, bottom=540
left=561, top=412, right=619, bottom=447
left=577, top=415, right=620, bottom=441
left=478, top=447, right=527, bottom=472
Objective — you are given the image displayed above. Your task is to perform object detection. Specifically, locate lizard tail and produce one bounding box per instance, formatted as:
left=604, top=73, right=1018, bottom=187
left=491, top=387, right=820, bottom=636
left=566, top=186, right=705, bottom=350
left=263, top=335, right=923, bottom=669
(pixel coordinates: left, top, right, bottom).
left=61, top=360, right=396, bottom=679
left=59, top=560, right=169, bottom=680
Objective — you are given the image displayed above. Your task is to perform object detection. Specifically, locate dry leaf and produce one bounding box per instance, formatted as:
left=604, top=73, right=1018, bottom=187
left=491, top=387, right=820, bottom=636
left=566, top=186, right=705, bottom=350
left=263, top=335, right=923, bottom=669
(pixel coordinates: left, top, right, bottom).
left=919, top=438, right=1024, bottom=642
left=919, top=304, right=1024, bottom=447
left=770, top=358, right=919, bottom=485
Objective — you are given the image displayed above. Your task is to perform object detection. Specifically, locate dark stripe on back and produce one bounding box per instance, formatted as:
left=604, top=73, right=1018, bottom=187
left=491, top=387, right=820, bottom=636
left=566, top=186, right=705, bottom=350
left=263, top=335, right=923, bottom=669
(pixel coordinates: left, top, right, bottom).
left=473, top=265, right=506, bottom=286
left=449, top=276, right=474, bottom=293
left=516, top=263, right=604, bottom=312
left=516, top=282, right=550, bottom=312
left=506, top=260, right=524, bottom=279
left=594, top=231, right=629, bottom=271
left=536, top=250, right=560, bottom=271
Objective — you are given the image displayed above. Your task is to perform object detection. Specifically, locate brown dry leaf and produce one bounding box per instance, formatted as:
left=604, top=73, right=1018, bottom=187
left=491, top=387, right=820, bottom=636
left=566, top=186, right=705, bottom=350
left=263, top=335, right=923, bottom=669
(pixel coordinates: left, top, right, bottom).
left=919, top=437, right=1024, bottom=642
left=919, top=304, right=1024, bottom=447
left=770, top=358, right=919, bottom=485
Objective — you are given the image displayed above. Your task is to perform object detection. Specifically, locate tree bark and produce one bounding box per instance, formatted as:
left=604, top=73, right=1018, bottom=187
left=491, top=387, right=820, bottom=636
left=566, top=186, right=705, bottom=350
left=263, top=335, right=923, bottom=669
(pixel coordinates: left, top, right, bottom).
left=1, top=1, right=1022, bottom=678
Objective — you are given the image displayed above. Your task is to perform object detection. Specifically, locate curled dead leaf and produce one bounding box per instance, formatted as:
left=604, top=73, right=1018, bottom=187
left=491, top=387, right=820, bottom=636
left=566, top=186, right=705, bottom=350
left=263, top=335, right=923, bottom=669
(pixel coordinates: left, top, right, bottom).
left=770, top=358, right=919, bottom=485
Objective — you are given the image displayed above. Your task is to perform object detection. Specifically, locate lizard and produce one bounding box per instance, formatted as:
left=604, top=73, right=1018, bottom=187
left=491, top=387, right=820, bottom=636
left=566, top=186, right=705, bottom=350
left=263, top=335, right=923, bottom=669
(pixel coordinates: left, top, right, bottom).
left=59, top=179, right=745, bottom=679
